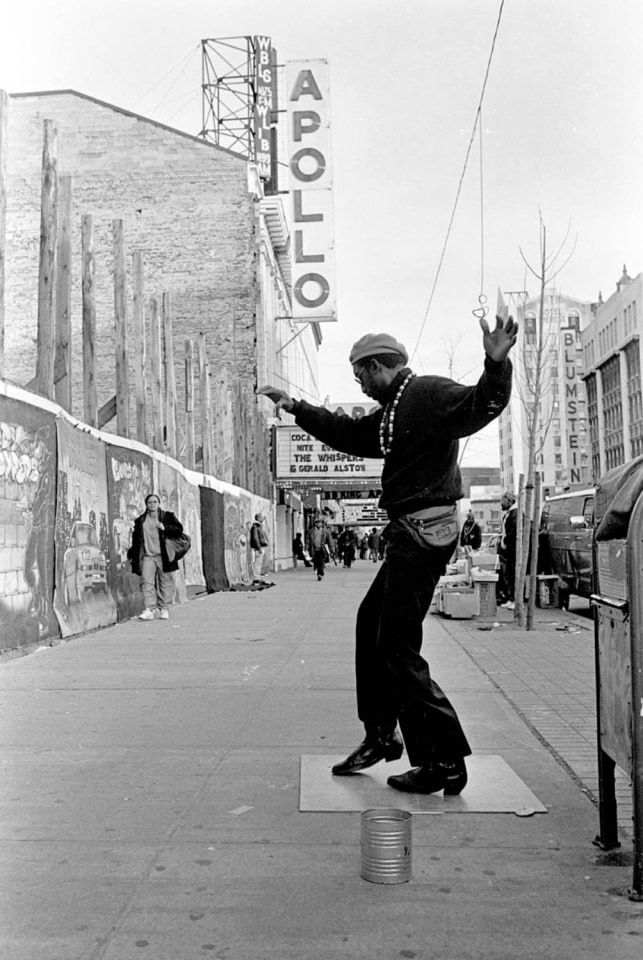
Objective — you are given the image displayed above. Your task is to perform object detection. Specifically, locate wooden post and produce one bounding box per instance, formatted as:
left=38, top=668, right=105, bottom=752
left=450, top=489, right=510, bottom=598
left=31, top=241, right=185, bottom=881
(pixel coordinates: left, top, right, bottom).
left=132, top=251, right=147, bottom=443
left=149, top=297, right=164, bottom=451
left=81, top=214, right=98, bottom=427
left=113, top=219, right=129, bottom=438
left=525, top=474, right=542, bottom=631
left=162, top=292, right=178, bottom=458
left=0, top=90, right=8, bottom=377
left=514, top=474, right=525, bottom=626
left=54, top=175, right=72, bottom=411
left=198, top=333, right=214, bottom=474
left=35, top=119, right=58, bottom=399
left=184, top=339, right=196, bottom=470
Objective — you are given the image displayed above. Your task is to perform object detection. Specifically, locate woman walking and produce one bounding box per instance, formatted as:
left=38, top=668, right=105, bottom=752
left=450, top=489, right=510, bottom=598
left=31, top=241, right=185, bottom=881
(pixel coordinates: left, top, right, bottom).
left=128, top=494, right=184, bottom=620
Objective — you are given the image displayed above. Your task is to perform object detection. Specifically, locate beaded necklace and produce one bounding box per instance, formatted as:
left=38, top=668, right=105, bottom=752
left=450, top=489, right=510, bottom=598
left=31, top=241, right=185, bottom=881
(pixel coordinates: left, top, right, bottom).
left=379, top=371, right=415, bottom=456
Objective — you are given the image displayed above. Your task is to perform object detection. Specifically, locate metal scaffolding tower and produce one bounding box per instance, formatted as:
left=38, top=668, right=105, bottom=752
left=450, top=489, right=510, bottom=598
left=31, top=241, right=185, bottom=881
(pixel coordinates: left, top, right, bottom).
left=200, top=36, right=277, bottom=181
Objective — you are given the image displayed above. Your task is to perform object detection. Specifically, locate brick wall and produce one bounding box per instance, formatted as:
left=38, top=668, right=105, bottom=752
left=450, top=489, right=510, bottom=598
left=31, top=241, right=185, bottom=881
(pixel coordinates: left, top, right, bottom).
left=3, top=91, right=270, bottom=490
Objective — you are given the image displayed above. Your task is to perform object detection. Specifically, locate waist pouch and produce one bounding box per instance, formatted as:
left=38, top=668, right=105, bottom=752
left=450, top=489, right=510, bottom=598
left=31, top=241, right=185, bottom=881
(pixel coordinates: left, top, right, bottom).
left=398, top=504, right=459, bottom=550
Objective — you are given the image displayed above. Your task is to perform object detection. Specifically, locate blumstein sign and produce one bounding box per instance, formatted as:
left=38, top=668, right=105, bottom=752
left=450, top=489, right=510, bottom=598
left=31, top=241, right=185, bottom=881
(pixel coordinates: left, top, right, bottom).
left=275, top=426, right=381, bottom=481
left=285, top=59, right=337, bottom=323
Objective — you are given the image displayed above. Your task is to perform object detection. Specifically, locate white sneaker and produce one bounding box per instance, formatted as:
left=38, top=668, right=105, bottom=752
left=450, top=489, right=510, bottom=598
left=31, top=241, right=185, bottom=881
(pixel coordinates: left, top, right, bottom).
left=159, top=609, right=169, bottom=620
left=138, top=608, right=154, bottom=620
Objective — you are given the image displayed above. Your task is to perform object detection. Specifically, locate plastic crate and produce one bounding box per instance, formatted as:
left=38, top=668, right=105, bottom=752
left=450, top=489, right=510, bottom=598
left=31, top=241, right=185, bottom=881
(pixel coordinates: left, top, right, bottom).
left=474, top=578, right=498, bottom=617
left=441, top=587, right=479, bottom=619
left=536, top=575, right=560, bottom=608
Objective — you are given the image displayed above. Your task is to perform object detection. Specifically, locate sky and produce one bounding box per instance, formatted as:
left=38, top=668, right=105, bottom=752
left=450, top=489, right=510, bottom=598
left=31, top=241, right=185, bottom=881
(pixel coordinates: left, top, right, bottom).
left=2, top=0, right=643, bottom=466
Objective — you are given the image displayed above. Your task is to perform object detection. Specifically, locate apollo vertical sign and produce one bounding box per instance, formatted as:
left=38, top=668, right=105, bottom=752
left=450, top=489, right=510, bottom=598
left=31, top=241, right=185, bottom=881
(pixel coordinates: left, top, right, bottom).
left=285, top=59, right=337, bottom=322
left=253, top=36, right=274, bottom=180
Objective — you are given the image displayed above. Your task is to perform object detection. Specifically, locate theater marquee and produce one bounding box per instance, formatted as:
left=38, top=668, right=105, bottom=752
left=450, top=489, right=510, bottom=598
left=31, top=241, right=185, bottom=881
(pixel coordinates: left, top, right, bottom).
left=275, top=426, right=382, bottom=482
left=285, top=59, right=337, bottom=323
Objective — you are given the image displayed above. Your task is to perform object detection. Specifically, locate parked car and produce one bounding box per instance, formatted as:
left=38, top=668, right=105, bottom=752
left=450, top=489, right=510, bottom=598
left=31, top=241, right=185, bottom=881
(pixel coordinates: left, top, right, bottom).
left=62, top=521, right=108, bottom=604
left=539, top=488, right=595, bottom=600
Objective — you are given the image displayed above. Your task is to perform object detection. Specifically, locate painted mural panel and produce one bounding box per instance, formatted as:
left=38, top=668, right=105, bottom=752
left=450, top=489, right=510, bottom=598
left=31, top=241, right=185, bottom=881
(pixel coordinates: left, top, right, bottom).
left=154, top=460, right=181, bottom=516
left=106, top=443, right=153, bottom=620
left=221, top=490, right=272, bottom=585
left=223, top=490, right=253, bottom=585
left=53, top=420, right=117, bottom=636
left=178, top=474, right=205, bottom=591
left=0, top=398, right=59, bottom=649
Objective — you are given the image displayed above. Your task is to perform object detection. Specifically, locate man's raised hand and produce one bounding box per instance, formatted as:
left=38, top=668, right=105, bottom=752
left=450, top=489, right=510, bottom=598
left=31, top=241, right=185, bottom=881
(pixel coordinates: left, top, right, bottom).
left=256, top=385, right=296, bottom=416
left=479, top=313, right=519, bottom=364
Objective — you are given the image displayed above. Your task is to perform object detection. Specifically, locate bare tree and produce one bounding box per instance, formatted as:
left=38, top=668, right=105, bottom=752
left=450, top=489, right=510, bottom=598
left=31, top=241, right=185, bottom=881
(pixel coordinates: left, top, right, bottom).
left=512, top=214, right=576, bottom=628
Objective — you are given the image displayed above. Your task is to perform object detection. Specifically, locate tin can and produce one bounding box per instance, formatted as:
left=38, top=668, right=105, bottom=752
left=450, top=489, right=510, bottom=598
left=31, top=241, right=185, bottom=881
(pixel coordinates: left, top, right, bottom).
left=360, top=808, right=412, bottom=884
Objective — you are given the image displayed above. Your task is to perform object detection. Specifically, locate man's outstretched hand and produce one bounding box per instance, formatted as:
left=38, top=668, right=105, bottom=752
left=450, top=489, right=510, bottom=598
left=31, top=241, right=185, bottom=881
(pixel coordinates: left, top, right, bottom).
left=479, top=313, right=519, bottom=364
left=256, top=385, right=296, bottom=416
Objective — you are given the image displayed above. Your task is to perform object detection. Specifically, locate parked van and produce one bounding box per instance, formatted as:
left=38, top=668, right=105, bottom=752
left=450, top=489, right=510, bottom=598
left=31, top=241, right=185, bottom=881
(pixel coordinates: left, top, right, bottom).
left=539, top=488, right=595, bottom=600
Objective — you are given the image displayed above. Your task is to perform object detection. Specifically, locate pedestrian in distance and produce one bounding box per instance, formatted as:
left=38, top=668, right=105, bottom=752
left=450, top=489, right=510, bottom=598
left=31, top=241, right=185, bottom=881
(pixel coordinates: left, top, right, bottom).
left=359, top=533, right=369, bottom=560
left=128, top=493, right=184, bottom=620
left=306, top=518, right=334, bottom=581
left=367, top=527, right=381, bottom=561
left=338, top=526, right=358, bottom=568
left=460, top=509, right=482, bottom=550
left=293, top=532, right=312, bottom=567
left=258, top=312, right=517, bottom=795
left=497, top=493, right=518, bottom=609
left=250, top=513, right=269, bottom=582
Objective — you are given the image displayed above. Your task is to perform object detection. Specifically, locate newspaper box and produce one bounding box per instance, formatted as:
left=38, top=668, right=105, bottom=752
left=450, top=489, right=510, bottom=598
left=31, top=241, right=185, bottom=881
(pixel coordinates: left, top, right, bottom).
left=592, top=456, right=643, bottom=900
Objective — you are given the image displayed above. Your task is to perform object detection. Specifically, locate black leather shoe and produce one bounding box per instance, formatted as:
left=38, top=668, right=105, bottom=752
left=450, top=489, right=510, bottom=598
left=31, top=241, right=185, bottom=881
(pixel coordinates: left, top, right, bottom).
left=387, top=759, right=467, bottom=795
left=332, top=729, right=404, bottom=775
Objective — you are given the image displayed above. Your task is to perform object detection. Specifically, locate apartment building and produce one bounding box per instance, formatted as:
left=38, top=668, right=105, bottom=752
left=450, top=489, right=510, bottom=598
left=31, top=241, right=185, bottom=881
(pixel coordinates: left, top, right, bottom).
left=581, top=266, right=643, bottom=481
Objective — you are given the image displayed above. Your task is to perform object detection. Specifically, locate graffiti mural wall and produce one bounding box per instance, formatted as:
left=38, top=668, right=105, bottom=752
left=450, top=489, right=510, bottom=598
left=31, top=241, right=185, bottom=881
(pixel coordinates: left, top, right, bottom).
left=0, top=398, right=59, bottom=650
left=0, top=383, right=275, bottom=653
left=53, top=420, right=117, bottom=637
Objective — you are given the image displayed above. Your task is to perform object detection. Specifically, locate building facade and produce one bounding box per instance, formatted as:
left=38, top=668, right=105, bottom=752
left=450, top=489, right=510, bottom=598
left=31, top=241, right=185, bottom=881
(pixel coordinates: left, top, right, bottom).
left=581, top=266, right=643, bottom=482
left=498, top=289, right=591, bottom=497
left=2, top=89, right=322, bottom=504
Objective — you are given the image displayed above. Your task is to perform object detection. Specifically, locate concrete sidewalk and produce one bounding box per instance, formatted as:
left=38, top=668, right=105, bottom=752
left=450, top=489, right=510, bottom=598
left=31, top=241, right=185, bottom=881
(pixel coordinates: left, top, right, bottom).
left=1, top=563, right=641, bottom=960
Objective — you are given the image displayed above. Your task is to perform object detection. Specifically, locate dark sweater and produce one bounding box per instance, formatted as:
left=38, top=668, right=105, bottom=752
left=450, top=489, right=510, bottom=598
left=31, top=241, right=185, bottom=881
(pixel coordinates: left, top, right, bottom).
left=293, top=357, right=512, bottom=520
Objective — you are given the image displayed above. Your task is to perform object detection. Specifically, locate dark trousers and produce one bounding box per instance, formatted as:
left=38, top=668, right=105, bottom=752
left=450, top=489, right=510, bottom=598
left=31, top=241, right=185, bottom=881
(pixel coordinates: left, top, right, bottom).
left=498, top=553, right=516, bottom=602
left=312, top=549, right=327, bottom=577
left=355, top=521, right=471, bottom=766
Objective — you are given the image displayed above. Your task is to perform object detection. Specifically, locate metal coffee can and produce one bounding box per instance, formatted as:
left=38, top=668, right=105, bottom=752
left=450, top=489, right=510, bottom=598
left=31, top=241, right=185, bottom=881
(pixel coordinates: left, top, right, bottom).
left=360, top=808, right=412, bottom=884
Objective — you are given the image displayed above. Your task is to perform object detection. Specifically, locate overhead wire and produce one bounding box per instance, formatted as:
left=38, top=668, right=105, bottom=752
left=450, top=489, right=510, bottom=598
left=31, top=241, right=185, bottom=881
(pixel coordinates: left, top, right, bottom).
left=409, top=0, right=506, bottom=363
left=147, top=47, right=201, bottom=118
left=129, top=45, right=200, bottom=114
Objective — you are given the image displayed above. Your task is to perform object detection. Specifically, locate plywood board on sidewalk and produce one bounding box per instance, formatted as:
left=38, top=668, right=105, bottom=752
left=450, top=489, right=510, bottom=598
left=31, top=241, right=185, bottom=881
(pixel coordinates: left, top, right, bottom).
left=300, top=755, right=547, bottom=815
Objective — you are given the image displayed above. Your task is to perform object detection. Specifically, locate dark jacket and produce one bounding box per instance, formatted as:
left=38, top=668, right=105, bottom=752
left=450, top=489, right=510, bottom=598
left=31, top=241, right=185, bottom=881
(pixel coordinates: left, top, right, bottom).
left=128, top=509, right=184, bottom=575
left=250, top=521, right=269, bottom=550
left=460, top=518, right=482, bottom=549
left=293, top=358, right=512, bottom=520
left=498, top=505, right=518, bottom=563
